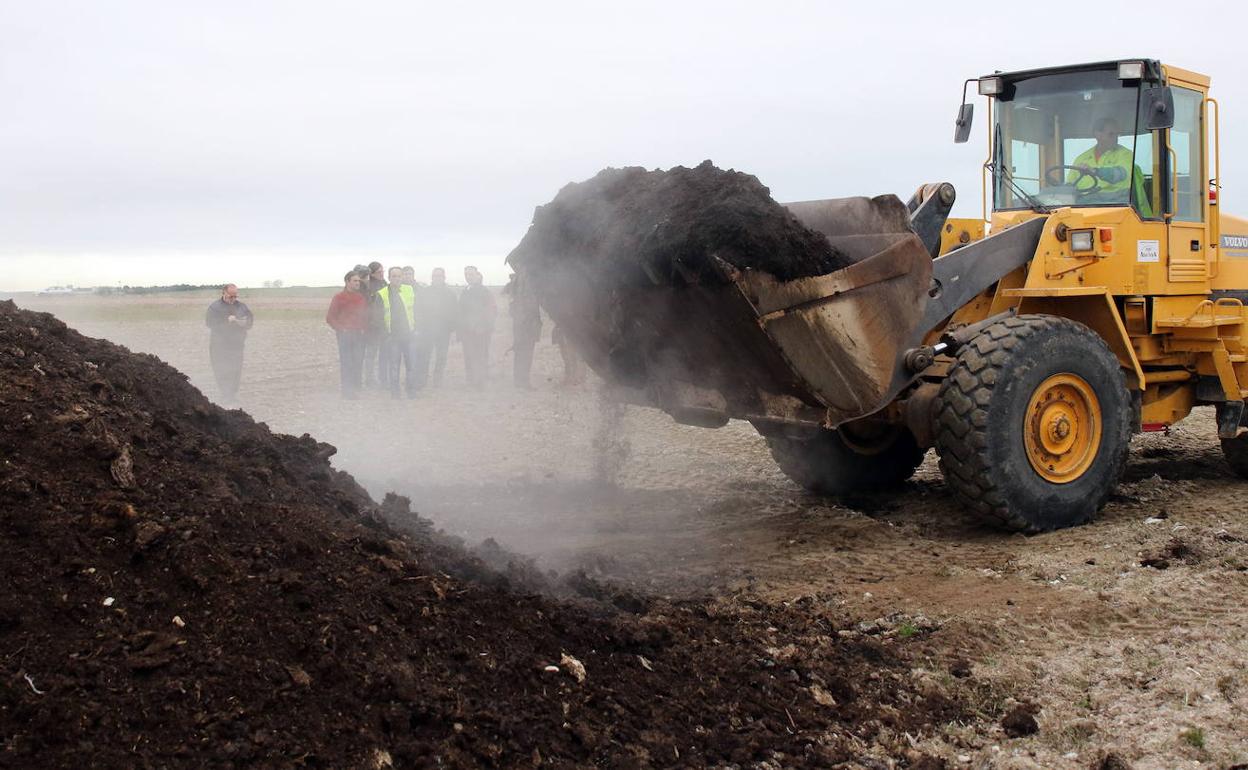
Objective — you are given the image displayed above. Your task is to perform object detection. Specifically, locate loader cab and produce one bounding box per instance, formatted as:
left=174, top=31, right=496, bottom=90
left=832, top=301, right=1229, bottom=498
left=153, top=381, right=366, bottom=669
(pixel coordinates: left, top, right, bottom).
left=975, top=60, right=1208, bottom=226
left=964, top=59, right=1223, bottom=292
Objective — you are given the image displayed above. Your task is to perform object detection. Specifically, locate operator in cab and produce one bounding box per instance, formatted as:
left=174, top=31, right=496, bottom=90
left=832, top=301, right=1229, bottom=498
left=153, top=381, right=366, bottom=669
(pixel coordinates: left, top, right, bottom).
left=1067, top=116, right=1152, bottom=217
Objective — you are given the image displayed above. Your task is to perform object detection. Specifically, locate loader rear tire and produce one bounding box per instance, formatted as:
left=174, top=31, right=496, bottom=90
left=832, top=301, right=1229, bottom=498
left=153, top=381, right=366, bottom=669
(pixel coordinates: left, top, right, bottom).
left=1220, top=410, right=1248, bottom=477
left=1222, top=436, right=1248, bottom=477
left=933, top=314, right=1132, bottom=533
left=764, top=423, right=925, bottom=496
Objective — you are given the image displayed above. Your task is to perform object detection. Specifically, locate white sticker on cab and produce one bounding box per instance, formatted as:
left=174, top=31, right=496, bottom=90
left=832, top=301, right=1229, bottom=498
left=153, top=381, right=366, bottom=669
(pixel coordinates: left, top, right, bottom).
left=1137, top=240, right=1160, bottom=263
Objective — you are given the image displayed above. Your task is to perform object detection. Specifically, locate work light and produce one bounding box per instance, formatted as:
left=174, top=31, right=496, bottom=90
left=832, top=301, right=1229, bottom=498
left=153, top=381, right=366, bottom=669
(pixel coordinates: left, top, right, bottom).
left=978, top=77, right=1004, bottom=96
left=1118, top=61, right=1145, bottom=80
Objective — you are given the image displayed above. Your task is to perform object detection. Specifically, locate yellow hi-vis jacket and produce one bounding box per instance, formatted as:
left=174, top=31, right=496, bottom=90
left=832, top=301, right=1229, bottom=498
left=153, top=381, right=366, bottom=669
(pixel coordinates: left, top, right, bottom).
left=376, top=284, right=416, bottom=333
left=1067, top=144, right=1153, bottom=217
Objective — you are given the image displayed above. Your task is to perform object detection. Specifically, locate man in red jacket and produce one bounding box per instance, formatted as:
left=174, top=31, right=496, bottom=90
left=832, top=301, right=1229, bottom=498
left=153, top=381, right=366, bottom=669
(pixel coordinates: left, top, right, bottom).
left=326, top=271, right=368, bottom=399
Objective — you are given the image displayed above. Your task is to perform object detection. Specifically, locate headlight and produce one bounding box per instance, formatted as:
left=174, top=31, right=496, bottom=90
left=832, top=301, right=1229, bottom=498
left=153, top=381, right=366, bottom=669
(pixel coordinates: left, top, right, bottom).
left=1070, top=229, right=1095, bottom=253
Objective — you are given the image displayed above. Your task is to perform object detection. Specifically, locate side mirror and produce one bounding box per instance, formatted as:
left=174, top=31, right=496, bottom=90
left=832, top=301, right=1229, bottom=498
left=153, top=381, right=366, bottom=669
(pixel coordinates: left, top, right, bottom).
left=954, top=102, right=974, bottom=143
left=1144, top=86, right=1175, bottom=130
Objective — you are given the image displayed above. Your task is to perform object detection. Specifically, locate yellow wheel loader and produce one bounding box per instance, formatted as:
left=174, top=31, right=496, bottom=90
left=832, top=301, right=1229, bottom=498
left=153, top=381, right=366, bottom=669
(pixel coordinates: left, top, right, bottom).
left=534, top=59, right=1248, bottom=533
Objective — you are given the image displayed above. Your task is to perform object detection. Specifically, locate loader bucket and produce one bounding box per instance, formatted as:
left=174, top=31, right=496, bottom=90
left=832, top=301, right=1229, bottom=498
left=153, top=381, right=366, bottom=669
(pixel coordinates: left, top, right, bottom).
left=738, top=200, right=933, bottom=425
left=530, top=190, right=1045, bottom=430
left=533, top=194, right=935, bottom=428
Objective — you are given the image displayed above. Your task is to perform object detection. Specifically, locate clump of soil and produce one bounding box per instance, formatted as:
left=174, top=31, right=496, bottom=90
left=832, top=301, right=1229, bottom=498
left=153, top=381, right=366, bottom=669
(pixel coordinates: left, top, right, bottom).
left=1001, top=702, right=1041, bottom=737
left=506, top=160, right=852, bottom=285
left=1094, top=751, right=1135, bottom=770
left=1141, top=536, right=1202, bottom=570
left=0, top=301, right=973, bottom=767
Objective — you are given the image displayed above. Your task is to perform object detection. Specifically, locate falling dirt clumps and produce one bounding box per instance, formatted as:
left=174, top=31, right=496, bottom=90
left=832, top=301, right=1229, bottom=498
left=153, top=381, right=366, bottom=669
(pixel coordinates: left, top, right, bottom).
left=506, top=160, right=853, bottom=285
left=0, top=300, right=971, bottom=767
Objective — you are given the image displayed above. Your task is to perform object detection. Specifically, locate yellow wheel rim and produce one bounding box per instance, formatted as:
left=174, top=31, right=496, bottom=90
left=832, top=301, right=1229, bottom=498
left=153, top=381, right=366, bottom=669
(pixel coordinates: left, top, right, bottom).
left=1023, top=373, right=1101, bottom=483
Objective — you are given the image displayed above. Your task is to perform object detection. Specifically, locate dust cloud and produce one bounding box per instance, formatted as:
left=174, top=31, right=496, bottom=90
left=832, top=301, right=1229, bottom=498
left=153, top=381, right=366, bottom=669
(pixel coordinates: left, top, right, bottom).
left=591, top=387, right=632, bottom=485
left=10, top=289, right=713, bottom=582
left=9, top=163, right=851, bottom=584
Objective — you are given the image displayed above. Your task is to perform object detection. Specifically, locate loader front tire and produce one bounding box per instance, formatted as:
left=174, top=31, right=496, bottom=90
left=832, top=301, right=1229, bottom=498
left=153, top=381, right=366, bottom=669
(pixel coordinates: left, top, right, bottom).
left=764, top=423, right=925, bottom=496
left=934, top=314, right=1132, bottom=533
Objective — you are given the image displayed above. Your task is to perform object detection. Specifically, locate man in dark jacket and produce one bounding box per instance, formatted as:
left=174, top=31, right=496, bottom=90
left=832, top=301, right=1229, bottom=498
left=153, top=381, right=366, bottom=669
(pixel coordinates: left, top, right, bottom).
left=504, top=272, right=541, bottom=389
left=458, top=266, right=496, bottom=389
left=553, top=325, right=585, bottom=387
left=205, top=283, right=254, bottom=403
left=424, top=267, right=458, bottom=386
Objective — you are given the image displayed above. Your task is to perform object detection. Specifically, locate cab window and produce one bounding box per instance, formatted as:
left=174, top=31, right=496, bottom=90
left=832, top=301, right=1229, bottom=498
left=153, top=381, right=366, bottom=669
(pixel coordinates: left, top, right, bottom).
left=1168, top=87, right=1204, bottom=222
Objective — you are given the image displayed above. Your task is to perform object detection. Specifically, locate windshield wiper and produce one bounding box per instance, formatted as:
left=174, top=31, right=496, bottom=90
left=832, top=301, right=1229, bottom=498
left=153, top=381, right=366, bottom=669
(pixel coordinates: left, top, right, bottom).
left=990, top=162, right=1052, bottom=214
left=989, top=124, right=1051, bottom=214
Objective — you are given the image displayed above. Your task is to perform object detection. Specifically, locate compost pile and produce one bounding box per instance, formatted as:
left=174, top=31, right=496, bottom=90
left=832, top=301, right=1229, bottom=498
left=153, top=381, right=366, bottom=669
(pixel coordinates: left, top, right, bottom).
left=506, top=160, right=851, bottom=284
left=0, top=301, right=965, bottom=768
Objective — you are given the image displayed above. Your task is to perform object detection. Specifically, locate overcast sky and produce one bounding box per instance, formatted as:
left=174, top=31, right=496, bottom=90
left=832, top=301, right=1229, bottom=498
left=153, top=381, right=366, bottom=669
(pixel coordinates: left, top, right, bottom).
left=2, top=0, right=1245, bottom=290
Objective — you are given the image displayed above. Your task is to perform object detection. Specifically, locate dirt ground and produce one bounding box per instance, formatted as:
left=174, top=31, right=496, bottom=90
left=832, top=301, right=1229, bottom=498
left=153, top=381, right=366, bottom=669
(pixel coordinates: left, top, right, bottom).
left=15, top=291, right=1248, bottom=768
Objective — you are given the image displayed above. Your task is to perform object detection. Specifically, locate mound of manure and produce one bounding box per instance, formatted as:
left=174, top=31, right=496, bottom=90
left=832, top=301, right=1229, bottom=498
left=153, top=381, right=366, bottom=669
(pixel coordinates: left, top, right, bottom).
left=0, top=300, right=964, bottom=768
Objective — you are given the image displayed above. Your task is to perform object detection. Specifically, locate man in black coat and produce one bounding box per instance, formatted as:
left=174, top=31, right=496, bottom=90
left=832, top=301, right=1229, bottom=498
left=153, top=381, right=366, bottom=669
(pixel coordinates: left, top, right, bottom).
left=205, top=283, right=254, bottom=402
left=458, top=266, right=496, bottom=389
left=423, top=267, right=458, bottom=386
left=504, top=272, right=541, bottom=389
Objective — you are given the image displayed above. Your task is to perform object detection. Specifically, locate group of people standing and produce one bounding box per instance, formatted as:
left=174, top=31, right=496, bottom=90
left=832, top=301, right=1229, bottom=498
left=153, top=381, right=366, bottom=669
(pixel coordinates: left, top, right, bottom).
left=204, top=265, right=585, bottom=404
left=326, top=262, right=496, bottom=399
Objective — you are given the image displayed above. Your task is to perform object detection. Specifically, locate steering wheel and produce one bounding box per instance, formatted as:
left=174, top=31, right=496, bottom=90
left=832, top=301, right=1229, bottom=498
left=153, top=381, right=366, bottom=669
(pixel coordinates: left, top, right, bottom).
left=1044, top=165, right=1100, bottom=192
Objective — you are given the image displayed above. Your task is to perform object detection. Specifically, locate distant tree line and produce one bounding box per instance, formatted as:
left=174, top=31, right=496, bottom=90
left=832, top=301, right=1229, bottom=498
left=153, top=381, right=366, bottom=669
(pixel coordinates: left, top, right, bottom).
left=92, top=281, right=287, bottom=295
left=94, top=284, right=218, bottom=295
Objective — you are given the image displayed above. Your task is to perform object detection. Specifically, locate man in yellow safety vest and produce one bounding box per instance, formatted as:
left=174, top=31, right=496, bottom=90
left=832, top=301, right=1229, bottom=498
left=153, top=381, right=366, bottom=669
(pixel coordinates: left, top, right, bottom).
left=377, top=266, right=419, bottom=398
left=1067, top=116, right=1153, bottom=217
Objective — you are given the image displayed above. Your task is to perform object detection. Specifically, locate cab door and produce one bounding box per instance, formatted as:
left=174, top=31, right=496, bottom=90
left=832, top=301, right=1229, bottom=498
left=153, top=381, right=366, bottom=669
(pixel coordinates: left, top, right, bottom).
left=1165, top=86, right=1209, bottom=283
